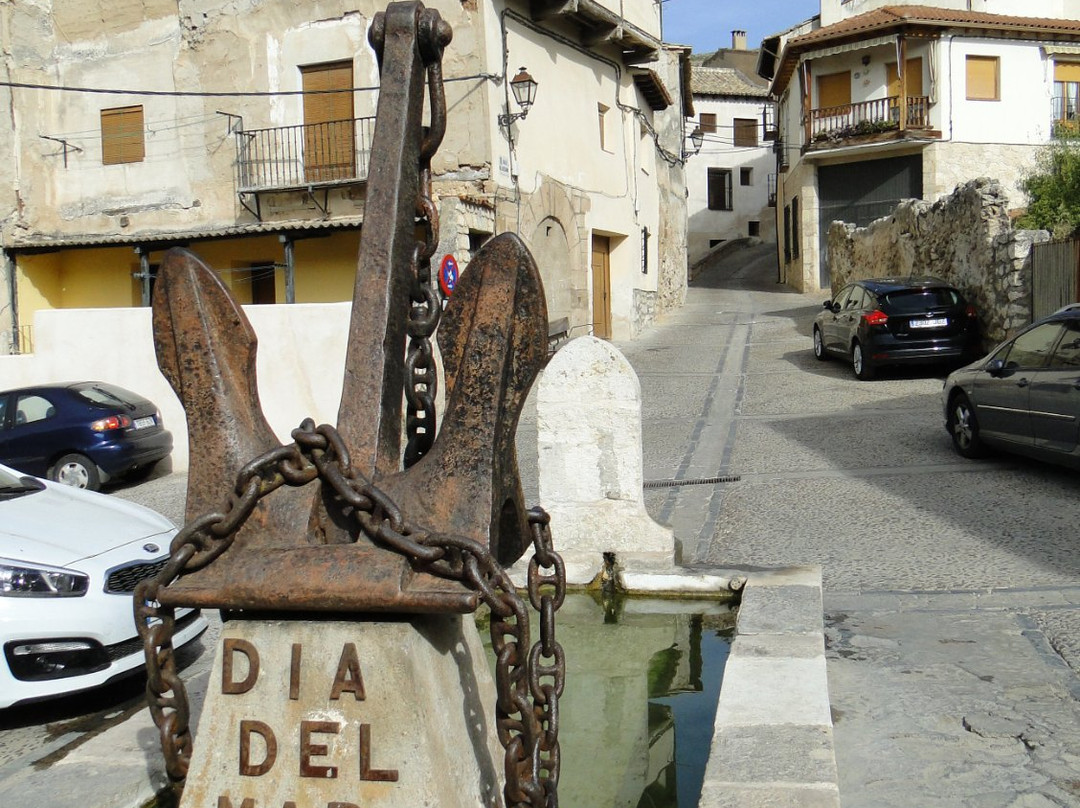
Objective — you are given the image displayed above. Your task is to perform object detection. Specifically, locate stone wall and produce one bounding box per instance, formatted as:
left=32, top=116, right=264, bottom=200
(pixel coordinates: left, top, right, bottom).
left=826, top=178, right=1049, bottom=346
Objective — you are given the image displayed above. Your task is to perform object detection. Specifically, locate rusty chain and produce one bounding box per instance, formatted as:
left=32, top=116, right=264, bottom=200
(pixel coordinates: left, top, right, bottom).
left=403, top=48, right=446, bottom=469
left=135, top=420, right=564, bottom=807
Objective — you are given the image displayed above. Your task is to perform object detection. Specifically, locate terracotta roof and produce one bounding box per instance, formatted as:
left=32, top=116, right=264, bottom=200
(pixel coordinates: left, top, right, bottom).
left=772, top=5, right=1080, bottom=93
left=792, top=5, right=1080, bottom=47
left=691, top=66, right=768, bottom=98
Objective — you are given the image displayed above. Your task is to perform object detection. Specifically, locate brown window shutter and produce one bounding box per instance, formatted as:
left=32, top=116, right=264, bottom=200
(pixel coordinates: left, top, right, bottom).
left=699, top=112, right=717, bottom=134
left=1055, top=62, right=1080, bottom=83
left=733, top=118, right=757, bottom=147
left=301, top=61, right=355, bottom=182
left=966, top=56, right=999, bottom=100
left=817, top=71, right=851, bottom=110
left=101, top=106, right=145, bottom=165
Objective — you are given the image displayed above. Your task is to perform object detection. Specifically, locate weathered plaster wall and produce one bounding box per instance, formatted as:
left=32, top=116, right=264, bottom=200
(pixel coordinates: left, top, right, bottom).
left=827, top=178, right=1049, bottom=345
left=923, top=141, right=1034, bottom=211
left=3, top=0, right=489, bottom=241
left=652, top=47, right=689, bottom=323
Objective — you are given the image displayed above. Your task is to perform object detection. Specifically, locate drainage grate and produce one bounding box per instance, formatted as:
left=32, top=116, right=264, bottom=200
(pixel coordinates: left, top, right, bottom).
left=643, top=474, right=741, bottom=489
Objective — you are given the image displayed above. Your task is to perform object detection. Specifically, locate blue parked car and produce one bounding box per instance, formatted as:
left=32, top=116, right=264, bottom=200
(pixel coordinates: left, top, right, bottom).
left=0, top=382, right=173, bottom=490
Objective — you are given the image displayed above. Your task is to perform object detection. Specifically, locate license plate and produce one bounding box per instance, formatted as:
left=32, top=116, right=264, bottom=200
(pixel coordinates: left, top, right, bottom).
left=910, top=317, right=947, bottom=329
left=133, top=416, right=156, bottom=429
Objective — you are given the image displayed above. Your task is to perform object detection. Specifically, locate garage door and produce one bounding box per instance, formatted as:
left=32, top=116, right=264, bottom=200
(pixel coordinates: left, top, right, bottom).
left=818, top=154, right=923, bottom=287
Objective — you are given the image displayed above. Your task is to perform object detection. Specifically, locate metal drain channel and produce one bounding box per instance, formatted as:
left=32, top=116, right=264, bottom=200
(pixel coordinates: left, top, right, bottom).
left=643, top=474, right=741, bottom=489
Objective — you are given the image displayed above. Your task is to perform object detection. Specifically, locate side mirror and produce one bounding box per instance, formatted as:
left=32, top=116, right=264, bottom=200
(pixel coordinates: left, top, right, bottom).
left=985, top=358, right=1006, bottom=377
left=822, top=300, right=833, bottom=310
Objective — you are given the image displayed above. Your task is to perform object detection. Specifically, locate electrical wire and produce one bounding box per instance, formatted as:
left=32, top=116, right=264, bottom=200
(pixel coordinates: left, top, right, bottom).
left=0, top=73, right=496, bottom=98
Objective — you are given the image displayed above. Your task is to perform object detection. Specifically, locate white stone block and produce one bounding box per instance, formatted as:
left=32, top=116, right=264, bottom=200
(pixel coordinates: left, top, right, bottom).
left=180, top=616, right=504, bottom=808
left=531, top=336, right=675, bottom=585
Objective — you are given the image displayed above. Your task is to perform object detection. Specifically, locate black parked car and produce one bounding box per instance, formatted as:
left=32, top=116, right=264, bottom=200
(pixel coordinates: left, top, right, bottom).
left=943, top=304, right=1080, bottom=469
left=0, top=382, right=173, bottom=490
left=813, top=277, right=982, bottom=379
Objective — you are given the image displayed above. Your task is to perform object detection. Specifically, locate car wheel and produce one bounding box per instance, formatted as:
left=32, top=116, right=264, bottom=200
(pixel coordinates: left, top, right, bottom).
left=852, top=341, right=875, bottom=380
left=50, top=453, right=101, bottom=491
left=947, top=392, right=986, bottom=459
left=813, top=327, right=828, bottom=361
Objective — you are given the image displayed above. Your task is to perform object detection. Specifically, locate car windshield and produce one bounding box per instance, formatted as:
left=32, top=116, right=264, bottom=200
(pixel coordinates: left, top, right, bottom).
left=883, top=288, right=960, bottom=313
left=74, top=383, right=140, bottom=409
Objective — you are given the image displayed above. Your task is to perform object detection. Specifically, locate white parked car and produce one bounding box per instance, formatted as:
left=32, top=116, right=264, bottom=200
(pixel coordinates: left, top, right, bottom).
left=0, top=462, right=205, bottom=709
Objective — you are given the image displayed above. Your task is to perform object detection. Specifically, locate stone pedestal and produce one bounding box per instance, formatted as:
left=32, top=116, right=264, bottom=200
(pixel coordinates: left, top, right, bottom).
left=527, top=336, right=675, bottom=585
left=180, top=615, right=504, bottom=808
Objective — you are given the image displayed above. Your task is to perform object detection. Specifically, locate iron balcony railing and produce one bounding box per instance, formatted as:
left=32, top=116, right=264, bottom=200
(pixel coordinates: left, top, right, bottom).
left=809, top=95, right=930, bottom=143
left=235, top=117, right=376, bottom=193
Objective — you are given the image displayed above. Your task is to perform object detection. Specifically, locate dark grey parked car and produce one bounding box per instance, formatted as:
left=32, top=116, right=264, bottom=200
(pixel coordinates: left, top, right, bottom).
left=942, top=305, right=1080, bottom=469
left=813, top=277, right=981, bottom=380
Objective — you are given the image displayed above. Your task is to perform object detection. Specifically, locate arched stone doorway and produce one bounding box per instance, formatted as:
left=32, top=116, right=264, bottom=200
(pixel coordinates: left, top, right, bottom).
left=530, top=216, right=572, bottom=326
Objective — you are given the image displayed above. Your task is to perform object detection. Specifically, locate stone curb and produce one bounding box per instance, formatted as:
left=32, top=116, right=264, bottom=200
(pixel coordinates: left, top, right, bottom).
left=699, top=565, right=841, bottom=808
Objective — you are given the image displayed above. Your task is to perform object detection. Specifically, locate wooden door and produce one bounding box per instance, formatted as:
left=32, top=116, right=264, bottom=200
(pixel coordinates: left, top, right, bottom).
left=591, top=235, right=611, bottom=339
left=302, top=61, right=355, bottom=183
left=887, top=58, right=924, bottom=123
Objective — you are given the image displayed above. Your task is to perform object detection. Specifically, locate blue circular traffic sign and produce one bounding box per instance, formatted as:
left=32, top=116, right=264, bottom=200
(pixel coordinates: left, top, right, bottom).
left=439, top=254, right=459, bottom=296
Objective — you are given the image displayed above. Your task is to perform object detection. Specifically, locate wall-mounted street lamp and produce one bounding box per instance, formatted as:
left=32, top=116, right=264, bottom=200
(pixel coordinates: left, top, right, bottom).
left=498, top=67, right=539, bottom=128
left=684, top=126, right=704, bottom=158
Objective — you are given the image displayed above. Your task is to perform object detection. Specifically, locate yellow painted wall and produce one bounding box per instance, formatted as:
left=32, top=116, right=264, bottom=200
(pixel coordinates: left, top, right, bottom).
left=17, top=254, right=64, bottom=316
left=295, top=231, right=361, bottom=303
left=15, top=231, right=362, bottom=329
left=181, top=236, right=282, bottom=304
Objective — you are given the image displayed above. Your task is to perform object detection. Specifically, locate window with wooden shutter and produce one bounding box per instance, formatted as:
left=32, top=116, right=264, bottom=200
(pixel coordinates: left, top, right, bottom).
left=1054, top=62, right=1080, bottom=122
left=101, top=106, right=145, bottom=165
left=699, top=112, right=717, bottom=134
left=816, top=72, right=851, bottom=111
left=966, top=55, right=999, bottom=101
left=302, top=61, right=355, bottom=183
left=733, top=118, right=758, bottom=147
left=707, top=168, right=733, bottom=211
left=886, top=58, right=924, bottom=99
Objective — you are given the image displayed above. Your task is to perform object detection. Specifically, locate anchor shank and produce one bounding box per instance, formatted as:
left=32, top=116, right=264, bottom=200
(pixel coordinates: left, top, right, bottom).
left=338, top=3, right=430, bottom=479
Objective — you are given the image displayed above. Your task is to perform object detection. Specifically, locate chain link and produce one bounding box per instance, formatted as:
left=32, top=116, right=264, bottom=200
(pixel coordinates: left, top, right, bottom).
left=403, top=56, right=447, bottom=469
left=136, top=420, right=564, bottom=807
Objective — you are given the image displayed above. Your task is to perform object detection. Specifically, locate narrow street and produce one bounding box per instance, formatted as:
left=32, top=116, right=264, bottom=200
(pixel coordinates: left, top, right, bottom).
left=622, top=241, right=1080, bottom=806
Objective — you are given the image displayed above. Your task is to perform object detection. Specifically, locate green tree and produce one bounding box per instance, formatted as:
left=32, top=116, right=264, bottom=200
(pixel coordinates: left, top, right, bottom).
left=1018, top=143, right=1080, bottom=238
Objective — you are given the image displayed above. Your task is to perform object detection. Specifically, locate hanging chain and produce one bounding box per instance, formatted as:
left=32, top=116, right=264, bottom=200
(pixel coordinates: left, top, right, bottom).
left=135, top=420, right=564, bottom=807
left=403, top=56, right=447, bottom=469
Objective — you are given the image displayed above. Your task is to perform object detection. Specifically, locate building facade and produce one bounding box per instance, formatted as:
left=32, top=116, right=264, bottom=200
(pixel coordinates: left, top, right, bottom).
left=759, top=1, right=1080, bottom=293
left=685, top=58, right=776, bottom=265
left=0, top=0, right=692, bottom=353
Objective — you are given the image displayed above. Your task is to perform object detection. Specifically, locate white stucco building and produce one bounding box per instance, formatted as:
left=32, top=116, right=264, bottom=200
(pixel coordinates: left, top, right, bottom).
left=685, top=63, right=776, bottom=265
left=759, top=0, right=1080, bottom=292
left=0, top=0, right=693, bottom=354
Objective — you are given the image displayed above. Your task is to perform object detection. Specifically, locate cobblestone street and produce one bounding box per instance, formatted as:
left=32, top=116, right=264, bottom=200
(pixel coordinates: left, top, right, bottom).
left=615, top=242, right=1080, bottom=806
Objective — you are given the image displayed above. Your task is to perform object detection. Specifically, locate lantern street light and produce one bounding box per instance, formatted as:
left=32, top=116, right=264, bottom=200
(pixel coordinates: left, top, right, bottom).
left=684, top=126, right=704, bottom=158
left=498, top=67, right=539, bottom=128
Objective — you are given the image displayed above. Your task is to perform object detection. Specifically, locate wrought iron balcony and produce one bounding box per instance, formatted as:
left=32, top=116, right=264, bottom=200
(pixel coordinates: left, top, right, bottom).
left=808, top=95, right=930, bottom=147
left=234, top=117, right=376, bottom=194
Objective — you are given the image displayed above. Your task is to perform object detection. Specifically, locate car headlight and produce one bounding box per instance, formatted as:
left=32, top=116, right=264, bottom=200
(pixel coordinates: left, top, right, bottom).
left=0, top=558, right=89, bottom=597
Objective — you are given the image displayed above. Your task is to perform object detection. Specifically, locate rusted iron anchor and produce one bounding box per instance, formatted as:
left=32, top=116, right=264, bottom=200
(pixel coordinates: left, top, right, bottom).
left=135, top=3, right=565, bottom=806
